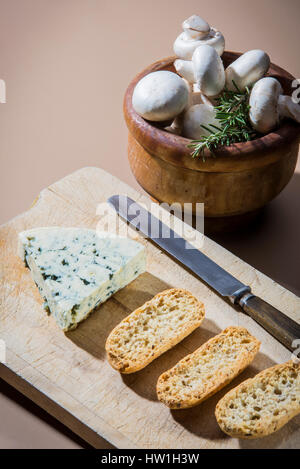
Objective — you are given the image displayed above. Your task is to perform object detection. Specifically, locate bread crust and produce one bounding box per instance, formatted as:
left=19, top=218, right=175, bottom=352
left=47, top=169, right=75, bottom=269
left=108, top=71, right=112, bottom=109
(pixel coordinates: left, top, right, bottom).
left=157, top=326, right=260, bottom=409
left=215, top=360, right=300, bottom=439
left=105, top=288, right=205, bottom=374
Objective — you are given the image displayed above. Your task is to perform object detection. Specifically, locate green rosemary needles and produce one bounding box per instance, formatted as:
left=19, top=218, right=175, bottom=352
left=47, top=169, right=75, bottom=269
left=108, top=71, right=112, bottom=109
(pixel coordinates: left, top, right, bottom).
left=188, top=82, right=259, bottom=159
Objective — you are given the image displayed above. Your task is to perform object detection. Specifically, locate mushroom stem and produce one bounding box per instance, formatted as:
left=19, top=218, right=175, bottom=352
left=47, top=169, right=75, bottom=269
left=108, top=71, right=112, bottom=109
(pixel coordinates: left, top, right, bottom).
left=278, top=95, right=300, bottom=123
left=192, top=84, right=215, bottom=106
left=174, top=59, right=195, bottom=83
left=182, top=15, right=210, bottom=40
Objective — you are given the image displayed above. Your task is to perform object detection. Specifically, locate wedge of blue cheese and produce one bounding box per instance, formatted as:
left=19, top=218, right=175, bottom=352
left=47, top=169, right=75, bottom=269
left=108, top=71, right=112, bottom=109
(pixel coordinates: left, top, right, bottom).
left=18, top=227, right=146, bottom=331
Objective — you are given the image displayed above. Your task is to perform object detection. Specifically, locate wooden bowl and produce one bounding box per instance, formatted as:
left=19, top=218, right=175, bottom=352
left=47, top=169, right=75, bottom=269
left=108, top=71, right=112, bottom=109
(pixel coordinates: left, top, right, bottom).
left=124, top=52, right=300, bottom=223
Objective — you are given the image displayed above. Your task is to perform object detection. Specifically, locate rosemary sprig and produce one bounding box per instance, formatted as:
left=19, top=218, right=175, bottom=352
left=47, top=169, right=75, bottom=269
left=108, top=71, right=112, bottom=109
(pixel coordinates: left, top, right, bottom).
left=187, top=81, right=258, bottom=159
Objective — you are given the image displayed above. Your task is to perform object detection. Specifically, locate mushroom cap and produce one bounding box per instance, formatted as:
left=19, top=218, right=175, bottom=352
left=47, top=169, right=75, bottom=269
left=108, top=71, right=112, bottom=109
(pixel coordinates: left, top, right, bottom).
left=192, top=44, right=225, bottom=97
left=174, top=59, right=195, bottom=83
left=226, top=49, right=270, bottom=91
left=132, top=71, right=189, bottom=122
left=173, top=27, right=225, bottom=60
left=249, top=77, right=283, bottom=133
left=182, top=103, right=219, bottom=139
left=182, top=15, right=210, bottom=40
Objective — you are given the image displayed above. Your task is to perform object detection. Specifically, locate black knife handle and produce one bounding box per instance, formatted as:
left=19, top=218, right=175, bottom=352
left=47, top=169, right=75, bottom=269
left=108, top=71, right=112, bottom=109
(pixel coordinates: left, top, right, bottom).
left=239, top=294, right=300, bottom=352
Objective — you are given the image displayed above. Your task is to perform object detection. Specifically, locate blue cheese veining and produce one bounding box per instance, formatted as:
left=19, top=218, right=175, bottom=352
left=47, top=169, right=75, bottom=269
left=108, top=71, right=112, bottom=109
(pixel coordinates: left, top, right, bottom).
left=18, top=227, right=146, bottom=331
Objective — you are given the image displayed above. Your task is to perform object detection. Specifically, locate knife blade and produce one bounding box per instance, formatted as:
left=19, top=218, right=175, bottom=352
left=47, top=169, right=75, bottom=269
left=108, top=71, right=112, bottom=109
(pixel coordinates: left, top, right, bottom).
left=107, top=195, right=300, bottom=352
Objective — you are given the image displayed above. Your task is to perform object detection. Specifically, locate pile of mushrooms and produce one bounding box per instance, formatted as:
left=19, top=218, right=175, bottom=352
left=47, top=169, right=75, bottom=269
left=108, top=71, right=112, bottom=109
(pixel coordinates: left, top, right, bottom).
left=132, top=15, right=300, bottom=141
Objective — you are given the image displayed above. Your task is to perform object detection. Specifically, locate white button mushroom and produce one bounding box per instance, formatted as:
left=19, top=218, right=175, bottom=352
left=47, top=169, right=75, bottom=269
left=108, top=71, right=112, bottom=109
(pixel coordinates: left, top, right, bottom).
left=174, top=59, right=195, bottom=83
left=249, top=77, right=300, bottom=133
left=132, top=71, right=189, bottom=122
left=182, top=104, right=220, bottom=139
left=278, top=95, right=300, bottom=123
left=192, top=44, right=225, bottom=97
left=182, top=15, right=210, bottom=40
left=225, top=50, right=270, bottom=91
left=174, top=15, right=225, bottom=60
left=167, top=89, right=214, bottom=136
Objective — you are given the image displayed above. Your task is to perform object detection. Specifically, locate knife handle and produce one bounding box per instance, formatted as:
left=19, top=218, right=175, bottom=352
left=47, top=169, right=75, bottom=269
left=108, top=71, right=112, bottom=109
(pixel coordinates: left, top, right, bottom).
left=239, top=294, right=300, bottom=352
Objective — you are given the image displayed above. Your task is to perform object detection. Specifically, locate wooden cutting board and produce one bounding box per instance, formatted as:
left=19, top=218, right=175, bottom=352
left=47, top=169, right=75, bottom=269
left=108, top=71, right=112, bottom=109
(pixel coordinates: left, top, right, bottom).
left=0, top=167, right=299, bottom=449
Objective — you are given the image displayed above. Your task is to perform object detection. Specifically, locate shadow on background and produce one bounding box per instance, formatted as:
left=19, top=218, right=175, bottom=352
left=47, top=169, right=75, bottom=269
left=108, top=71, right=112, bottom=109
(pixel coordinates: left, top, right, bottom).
left=210, top=172, right=300, bottom=297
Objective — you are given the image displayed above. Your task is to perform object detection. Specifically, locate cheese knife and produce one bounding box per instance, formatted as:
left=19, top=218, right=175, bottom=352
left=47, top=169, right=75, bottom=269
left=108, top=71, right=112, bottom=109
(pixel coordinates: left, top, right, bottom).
left=108, top=195, right=300, bottom=352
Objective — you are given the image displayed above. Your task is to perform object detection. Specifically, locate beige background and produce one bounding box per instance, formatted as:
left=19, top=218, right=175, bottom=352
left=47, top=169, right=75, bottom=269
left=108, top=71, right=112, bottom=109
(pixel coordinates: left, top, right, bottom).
left=0, top=0, right=299, bottom=449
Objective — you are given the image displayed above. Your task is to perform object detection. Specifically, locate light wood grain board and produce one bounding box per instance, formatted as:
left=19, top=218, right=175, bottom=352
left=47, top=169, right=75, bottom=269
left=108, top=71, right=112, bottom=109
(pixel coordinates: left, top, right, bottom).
left=0, top=167, right=299, bottom=449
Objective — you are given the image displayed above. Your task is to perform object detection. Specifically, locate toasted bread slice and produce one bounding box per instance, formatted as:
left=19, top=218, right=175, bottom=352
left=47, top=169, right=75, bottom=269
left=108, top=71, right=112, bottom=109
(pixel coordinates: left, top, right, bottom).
left=105, top=288, right=205, bottom=374
left=157, top=327, right=260, bottom=409
left=215, top=360, right=300, bottom=439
